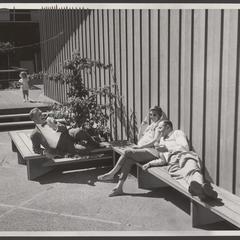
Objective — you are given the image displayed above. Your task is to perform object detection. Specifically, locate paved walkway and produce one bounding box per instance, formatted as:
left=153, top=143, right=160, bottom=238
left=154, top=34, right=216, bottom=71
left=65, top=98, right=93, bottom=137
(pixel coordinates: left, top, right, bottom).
left=0, top=131, right=236, bottom=233
left=0, top=85, right=57, bottom=111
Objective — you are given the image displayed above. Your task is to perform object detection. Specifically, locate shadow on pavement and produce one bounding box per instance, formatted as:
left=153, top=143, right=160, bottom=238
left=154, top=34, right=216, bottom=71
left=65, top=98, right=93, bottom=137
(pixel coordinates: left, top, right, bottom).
left=124, top=187, right=191, bottom=215
left=36, top=166, right=116, bottom=186
left=37, top=166, right=191, bottom=215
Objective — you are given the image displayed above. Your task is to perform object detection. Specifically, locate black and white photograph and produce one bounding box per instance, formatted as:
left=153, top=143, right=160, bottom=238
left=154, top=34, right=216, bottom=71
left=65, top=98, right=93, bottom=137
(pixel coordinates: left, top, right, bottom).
left=0, top=1, right=240, bottom=238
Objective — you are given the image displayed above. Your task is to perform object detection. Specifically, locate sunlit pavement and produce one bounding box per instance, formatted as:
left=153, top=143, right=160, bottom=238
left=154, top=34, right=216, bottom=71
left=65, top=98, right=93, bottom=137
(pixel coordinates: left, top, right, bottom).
left=0, top=131, right=235, bottom=232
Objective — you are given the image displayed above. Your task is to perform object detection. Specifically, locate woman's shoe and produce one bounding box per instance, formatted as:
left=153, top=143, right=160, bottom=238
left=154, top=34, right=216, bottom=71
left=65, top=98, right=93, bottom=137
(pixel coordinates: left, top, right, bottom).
left=97, top=174, right=114, bottom=181
left=108, top=188, right=123, bottom=197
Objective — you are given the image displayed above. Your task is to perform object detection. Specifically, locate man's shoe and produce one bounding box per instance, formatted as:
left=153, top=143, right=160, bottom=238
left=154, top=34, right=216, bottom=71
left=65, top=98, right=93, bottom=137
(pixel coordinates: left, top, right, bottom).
left=189, top=181, right=206, bottom=200
left=189, top=181, right=218, bottom=202
left=202, top=183, right=218, bottom=200
left=189, top=181, right=204, bottom=196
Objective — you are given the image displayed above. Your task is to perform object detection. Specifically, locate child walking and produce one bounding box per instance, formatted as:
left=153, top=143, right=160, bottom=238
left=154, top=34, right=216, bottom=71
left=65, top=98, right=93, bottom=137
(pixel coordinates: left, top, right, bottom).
left=19, top=71, right=30, bottom=102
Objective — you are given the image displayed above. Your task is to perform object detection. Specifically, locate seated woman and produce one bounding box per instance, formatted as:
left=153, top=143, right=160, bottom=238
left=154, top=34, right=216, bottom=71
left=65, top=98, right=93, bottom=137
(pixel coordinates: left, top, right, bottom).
left=29, top=107, right=99, bottom=158
left=97, top=105, right=168, bottom=197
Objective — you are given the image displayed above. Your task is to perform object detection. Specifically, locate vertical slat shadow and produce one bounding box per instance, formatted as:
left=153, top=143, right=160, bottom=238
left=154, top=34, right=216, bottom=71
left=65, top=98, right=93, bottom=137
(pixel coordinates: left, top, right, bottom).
left=167, top=9, right=170, bottom=119
left=158, top=9, right=160, bottom=107
left=202, top=9, right=208, bottom=179
left=189, top=9, right=194, bottom=149
left=140, top=9, right=143, bottom=121
left=148, top=9, right=151, bottom=110
left=216, top=9, right=224, bottom=186
left=178, top=9, right=182, bottom=130
left=233, top=10, right=240, bottom=194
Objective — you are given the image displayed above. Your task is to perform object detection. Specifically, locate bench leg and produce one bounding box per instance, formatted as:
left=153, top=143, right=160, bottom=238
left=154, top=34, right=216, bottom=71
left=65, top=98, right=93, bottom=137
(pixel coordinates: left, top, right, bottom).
left=137, top=166, right=168, bottom=189
left=191, top=201, right=224, bottom=227
left=11, top=140, right=17, bottom=152
left=17, top=152, right=26, bottom=165
left=112, top=151, right=119, bottom=166
left=26, top=158, right=55, bottom=180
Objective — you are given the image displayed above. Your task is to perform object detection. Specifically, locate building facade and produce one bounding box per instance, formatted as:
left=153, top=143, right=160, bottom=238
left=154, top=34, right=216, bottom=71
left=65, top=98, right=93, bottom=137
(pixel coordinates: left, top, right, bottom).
left=0, top=9, right=41, bottom=87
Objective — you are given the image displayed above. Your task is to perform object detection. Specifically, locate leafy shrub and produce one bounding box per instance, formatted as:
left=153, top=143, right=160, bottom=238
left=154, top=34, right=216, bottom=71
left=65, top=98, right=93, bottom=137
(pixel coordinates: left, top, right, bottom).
left=45, top=52, right=119, bottom=142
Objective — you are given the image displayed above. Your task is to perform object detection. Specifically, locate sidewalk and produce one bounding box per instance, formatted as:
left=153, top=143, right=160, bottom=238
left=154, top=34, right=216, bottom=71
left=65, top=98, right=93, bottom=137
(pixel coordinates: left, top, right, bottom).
left=0, top=130, right=235, bottom=232
left=0, top=85, right=57, bottom=111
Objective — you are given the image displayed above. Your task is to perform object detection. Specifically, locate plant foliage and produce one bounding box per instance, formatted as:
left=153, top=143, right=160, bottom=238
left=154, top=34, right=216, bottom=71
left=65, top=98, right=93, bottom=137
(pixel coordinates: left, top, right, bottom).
left=45, top=52, right=119, bottom=142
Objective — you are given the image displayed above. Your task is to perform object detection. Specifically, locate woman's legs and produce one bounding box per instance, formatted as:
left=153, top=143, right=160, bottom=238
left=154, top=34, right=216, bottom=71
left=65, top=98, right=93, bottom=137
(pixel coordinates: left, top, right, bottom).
left=22, top=90, right=29, bottom=101
left=98, top=148, right=159, bottom=181
left=25, top=90, right=29, bottom=101
left=98, top=149, right=132, bottom=181
left=108, top=149, right=159, bottom=196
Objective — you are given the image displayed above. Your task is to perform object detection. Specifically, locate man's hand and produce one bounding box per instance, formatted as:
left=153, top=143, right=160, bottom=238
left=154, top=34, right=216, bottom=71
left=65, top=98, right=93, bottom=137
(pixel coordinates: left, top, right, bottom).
left=142, top=163, right=150, bottom=171
left=155, top=144, right=168, bottom=152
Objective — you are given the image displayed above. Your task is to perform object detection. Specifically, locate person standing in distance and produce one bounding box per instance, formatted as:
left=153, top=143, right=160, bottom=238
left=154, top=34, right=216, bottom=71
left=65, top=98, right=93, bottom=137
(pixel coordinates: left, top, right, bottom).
left=19, top=71, right=30, bottom=102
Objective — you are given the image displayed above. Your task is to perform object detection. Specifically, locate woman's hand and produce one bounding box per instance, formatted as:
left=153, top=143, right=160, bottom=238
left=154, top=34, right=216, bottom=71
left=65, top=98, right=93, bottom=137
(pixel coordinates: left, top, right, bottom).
left=132, top=145, right=141, bottom=149
left=141, top=113, right=149, bottom=126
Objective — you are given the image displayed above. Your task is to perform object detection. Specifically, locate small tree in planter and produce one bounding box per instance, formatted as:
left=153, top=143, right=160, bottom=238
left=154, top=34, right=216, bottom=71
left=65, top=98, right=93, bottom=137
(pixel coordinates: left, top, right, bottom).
left=48, top=52, right=119, bottom=143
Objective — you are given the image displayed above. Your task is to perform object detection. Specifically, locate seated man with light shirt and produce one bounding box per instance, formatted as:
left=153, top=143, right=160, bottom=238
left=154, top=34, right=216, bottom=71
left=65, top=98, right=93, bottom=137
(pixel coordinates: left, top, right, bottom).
left=29, top=107, right=99, bottom=158
left=143, top=120, right=218, bottom=202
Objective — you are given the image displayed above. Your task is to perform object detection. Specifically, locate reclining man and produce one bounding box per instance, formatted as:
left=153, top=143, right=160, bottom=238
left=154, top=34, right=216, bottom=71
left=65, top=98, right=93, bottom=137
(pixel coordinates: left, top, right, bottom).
left=29, top=107, right=99, bottom=158
left=142, top=120, right=218, bottom=202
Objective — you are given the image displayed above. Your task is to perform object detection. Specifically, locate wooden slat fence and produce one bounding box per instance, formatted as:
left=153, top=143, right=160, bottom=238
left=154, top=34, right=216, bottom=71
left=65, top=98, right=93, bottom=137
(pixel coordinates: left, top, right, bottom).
left=38, top=7, right=240, bottom=196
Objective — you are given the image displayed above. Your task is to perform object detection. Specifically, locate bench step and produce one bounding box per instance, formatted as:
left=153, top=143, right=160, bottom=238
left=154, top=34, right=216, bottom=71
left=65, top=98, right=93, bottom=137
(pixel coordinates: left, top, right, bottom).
left=0, top=106, right=50, bottom=115
left=0, top=113, right=30, bottom=122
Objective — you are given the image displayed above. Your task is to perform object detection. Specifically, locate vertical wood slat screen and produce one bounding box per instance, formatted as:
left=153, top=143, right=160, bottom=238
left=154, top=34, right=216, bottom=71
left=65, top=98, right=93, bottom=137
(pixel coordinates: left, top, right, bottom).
left=39, top=8, right=240, bottom=195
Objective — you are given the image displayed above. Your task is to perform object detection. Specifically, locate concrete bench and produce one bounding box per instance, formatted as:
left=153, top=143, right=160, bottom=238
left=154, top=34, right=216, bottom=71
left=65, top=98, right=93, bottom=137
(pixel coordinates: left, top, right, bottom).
left=111, top=140, right=240, bottom=229
left=9, top=129, right=113, bottom=180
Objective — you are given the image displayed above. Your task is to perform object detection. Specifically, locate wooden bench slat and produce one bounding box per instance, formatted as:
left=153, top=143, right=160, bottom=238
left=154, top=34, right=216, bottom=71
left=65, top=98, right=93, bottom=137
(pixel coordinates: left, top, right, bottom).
left=144, top=165, right=190, bottom=196
left=18, top=131, right=44, bottom=160
left=9, top=131, right=33, bottom=159
left=214, top=184, right=240, bottom=207
left=18, top=132, right=38, bottom=156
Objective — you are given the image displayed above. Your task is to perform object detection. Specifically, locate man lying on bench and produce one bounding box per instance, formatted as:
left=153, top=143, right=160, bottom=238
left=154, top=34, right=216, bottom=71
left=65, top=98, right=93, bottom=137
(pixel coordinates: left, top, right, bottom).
left=29, top=107, right=99, bottom=158
left=142, top=120, right=218, bottom=202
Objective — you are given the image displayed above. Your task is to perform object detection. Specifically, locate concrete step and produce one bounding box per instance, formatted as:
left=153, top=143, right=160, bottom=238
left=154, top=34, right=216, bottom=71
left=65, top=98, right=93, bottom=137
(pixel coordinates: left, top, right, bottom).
left=0, top=106, right=50, bottom=115
left=0, top=121, right=35, bottom=131
left=0, top=113, right=30, bottom=123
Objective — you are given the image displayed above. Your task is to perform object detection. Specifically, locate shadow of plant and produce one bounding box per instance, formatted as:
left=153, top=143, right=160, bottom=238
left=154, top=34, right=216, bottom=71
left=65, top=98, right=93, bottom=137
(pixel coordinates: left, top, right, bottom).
left=109, top=68, right=138, bottom=143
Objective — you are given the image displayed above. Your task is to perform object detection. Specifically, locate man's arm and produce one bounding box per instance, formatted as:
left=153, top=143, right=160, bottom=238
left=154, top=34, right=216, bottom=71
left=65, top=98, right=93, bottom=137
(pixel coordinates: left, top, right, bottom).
left=142, top=155, right=167, bottom=170
left=46, top=117, right=68, bottom=133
